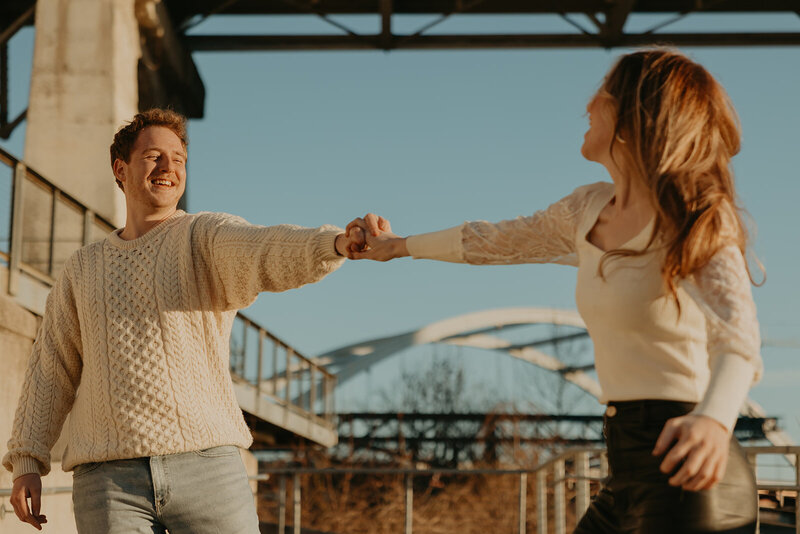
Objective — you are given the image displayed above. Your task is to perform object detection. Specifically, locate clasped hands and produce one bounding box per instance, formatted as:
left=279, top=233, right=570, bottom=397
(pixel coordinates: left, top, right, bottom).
left=336, top=213, right=407, bottom=261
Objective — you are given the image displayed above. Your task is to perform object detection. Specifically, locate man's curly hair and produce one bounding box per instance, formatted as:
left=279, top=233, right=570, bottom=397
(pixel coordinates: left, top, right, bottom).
left=110, top=108, right=188, bottom=191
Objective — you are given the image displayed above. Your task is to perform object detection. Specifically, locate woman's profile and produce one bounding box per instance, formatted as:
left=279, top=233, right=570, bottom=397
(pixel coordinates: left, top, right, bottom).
left=350, top=49, right=762, bottom=533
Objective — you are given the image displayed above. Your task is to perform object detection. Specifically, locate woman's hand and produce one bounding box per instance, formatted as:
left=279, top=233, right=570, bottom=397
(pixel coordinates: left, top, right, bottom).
left=345, top=214, right=409, bottom=261
left=347, top=213, right=391, bottom=238
left=652, top=414, right=731, bottom=492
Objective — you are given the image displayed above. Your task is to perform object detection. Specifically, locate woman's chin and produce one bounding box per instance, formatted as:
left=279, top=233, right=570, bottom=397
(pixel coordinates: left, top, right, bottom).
left=580, top=144, right=595, bottom=162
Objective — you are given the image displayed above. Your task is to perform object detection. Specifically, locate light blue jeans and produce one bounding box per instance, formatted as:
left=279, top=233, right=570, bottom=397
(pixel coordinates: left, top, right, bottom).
left=71, top=445, right=260, bottom=534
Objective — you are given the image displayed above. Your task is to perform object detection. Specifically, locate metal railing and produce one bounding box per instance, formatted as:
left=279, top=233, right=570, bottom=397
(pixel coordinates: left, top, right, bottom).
left=253, top=446, right=800, bottom=534
left=0, top=144, right=335, bottom=428
left=231, top=312, right=336, bottom=425
left=0, top=146, right=117, bottom=291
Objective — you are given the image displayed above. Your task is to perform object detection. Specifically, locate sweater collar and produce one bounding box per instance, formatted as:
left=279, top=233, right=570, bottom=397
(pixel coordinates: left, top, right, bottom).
left=107, top=210, right=187, bottom=250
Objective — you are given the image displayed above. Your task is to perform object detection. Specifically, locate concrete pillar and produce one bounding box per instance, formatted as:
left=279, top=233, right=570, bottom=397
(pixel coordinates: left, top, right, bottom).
left=24, top=0, right=140, bottom=227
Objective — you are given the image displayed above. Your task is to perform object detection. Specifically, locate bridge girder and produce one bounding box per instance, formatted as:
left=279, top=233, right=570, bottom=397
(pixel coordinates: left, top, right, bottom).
left=316, top=307, right=795, bottom=449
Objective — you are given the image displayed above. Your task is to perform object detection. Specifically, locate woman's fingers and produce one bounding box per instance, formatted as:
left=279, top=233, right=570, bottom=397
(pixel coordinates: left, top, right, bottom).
left=345, top=217, right=366, bottom=237
left=655, top=415, right=731, bottom=491
left=681, top=449, right=723, bottom=491
left=658, top=418, right=699, bottom=475
left=668, top=443, right=708, bottom=486
left=346, top=214, right=392, bottom=239
left=363, top=213, right=383, bottom=236
left=653, top=418, right=679, bottom=456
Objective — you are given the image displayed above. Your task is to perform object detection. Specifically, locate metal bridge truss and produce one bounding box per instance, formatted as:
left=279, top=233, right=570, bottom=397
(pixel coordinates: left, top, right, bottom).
left=316, top=307, right=795, bottom=450
left=176, top=1, right=800, bottom=52
left=328, top=412, right=776, bottom=467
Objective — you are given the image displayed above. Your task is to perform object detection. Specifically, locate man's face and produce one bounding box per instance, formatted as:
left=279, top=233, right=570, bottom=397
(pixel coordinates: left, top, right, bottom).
left=114, top=126, right=187, bottom=212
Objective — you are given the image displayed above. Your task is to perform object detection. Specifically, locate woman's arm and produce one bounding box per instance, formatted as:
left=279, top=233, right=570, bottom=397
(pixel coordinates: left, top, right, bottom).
left=350, top=182, right=611, bottom=265
left=653, top=244, right=761, bottom=492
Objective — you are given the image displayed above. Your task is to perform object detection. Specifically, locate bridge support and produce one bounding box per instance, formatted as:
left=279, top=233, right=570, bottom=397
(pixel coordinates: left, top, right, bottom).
left=25, top=0, right=140, bottom=227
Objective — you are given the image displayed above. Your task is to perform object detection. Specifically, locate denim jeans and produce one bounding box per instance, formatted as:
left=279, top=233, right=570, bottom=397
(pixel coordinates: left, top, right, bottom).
left=574, top=400, right=758, bottom=534
left=71, top=445, right=260, bottom=534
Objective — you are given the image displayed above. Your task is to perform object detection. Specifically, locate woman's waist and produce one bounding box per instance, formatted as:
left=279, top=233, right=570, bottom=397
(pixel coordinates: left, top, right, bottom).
left=604, top=398, right=696, bottom=425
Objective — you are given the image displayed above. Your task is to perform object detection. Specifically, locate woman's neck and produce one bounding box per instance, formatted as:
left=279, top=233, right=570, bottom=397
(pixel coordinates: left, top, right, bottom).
left=605, top=163, right=653, bottom=216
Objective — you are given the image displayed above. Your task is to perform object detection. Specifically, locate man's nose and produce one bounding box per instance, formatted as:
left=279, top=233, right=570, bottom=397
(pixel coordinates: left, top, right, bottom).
left=158, top=157, right=175, bottom=173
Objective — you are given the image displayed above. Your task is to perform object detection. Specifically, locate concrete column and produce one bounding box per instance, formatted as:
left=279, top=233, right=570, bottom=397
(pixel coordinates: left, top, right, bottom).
left=24, top=0, right=140, bottom=227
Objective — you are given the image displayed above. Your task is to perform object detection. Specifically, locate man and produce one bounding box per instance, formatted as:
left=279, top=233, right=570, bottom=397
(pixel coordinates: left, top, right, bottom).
left=4, top=108, right=368, bottom=532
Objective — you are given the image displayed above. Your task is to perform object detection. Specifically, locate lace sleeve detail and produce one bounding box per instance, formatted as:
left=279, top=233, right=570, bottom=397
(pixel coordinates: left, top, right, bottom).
left=682, top=245, right=762, bottom=430
left=461, top=182, right=610, bottom=266
left=683, top=245, right=762, bottom=380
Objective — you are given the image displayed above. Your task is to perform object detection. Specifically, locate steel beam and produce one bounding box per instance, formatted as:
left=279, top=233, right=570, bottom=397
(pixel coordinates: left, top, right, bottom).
left=165, top=0, right=800, bottom=18
left=185, top=32, right=800, bottom=51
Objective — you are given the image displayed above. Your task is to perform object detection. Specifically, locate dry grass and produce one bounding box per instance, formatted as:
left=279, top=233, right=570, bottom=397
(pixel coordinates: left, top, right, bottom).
left=257, top=466, right=583, bottom=534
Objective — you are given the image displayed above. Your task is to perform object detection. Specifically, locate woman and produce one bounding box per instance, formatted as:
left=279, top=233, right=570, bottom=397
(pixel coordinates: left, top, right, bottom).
left=349, top=49, right=762, bottom=533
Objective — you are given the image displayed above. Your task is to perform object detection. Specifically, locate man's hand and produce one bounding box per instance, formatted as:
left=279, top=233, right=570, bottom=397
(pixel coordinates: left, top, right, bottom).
left=10, top=473, right=47, bottom=530
left=345, top=214, right=409, bottom=261
left=335, top=226, right=367, bottom=259
left=652, top=414, right=731, bottom=492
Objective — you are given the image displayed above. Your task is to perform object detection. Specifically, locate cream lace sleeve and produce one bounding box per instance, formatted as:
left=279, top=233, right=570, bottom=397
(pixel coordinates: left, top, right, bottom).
left=682, top=245, right=763, bottom=431
left=406, top=182, right=610, bottom=265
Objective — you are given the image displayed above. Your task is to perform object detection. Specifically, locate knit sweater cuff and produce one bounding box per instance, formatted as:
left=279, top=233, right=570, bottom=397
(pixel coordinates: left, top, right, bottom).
left=12, top=456, right=42, bottom=481
left=406, top=225, right=465, bottom=263
left=315, top=228, right=347, bottom=262
left=691, top=353, right=756, bottom=432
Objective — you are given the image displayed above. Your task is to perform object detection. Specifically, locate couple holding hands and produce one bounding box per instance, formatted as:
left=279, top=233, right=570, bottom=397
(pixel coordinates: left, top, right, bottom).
left=6, top=48, right=761, bottom=534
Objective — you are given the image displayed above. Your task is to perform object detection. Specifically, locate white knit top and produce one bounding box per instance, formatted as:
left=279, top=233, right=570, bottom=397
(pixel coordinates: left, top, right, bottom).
left=3, top=210, right=344, bottom=479
left=406, top=182, right=762, bottom=431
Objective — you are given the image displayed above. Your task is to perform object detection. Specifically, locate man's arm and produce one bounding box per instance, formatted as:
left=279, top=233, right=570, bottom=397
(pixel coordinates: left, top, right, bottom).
left=3, top=259, right=83, bottom=529
left=191, top=213, right=366, bottom=310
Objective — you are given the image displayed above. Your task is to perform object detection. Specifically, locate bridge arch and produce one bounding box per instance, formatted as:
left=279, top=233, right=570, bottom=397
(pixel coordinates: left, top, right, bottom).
left=316, top=307, right=793, bottom=447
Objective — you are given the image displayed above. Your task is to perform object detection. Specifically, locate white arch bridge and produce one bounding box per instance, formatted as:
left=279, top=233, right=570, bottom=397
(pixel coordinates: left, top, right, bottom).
left=312, top=307, right=793, bottom=448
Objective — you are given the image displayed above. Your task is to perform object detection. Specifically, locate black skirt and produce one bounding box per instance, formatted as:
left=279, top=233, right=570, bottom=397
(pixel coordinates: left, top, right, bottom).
left=574, top=400, right=758, bottom=534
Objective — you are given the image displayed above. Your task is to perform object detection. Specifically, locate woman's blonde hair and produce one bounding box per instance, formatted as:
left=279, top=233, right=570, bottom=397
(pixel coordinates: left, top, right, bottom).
left=599, top=48, right=760, bottom=301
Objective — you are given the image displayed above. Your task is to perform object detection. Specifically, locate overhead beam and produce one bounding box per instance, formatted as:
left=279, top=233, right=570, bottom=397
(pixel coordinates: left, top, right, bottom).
left=165, top=0, right=800, bottom=17
left=380, top=0, right=392, bottom=50
left=600, top=0, right=637, bottom=44
left=0, top=4, right=34, bottom=46
left=185, top=32, right=800, bottom=51
left=136, top=0, right=205, bottom=117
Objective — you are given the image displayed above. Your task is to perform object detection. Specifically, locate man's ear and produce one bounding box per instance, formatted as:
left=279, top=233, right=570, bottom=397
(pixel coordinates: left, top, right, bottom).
left=113, top=158, right=126, bottom=186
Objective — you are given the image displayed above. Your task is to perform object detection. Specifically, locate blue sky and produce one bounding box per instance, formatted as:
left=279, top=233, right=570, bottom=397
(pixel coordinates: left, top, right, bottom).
left=3, top=13, right=799, bottom=450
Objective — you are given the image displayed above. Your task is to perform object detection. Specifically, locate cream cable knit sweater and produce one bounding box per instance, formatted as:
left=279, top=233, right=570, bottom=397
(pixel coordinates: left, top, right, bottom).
left=3, top=210, right=344, bottom=479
